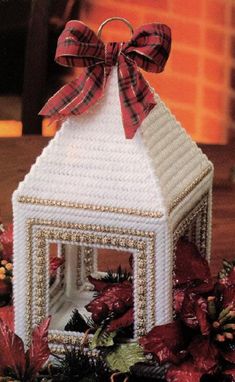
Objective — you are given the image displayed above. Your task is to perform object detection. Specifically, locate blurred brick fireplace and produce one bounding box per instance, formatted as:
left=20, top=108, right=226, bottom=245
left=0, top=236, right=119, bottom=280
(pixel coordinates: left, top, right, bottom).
left=79, top=0, right=232, bottom=144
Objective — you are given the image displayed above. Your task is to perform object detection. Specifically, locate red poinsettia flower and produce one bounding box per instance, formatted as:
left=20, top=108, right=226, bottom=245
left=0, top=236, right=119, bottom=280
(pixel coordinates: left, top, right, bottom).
left=166, top=336, right=219, bottom=382
left=180, top=293, right=210, bottom=335
left=141, top=254, right=235, bottom=382
left=174, top=239, right=214, bottom=310
left=174, top=239, right=213, bottom=290
left=86, top=281, right=133, bottom=325
left=0, top=317, right=51, bottom=381
left=87, top=264, right=132, bottom=293
left=0, top=305, right=14, bottom=330
left=166, top=360, right=205, bottom=382
left=139, top=321, right=186, bottom=365
left=173, top=239, right=214, bottom=335
left=174, top=288, right=186, bottom=314
left=164, top=318, right=235, bottom=381
left=87, top=275, right=111, bottom=293
left=0, top=224, right=13, bottom=261
left=188, top=336, right=219, bottom=372
left=222, top=367, right=235, bottom=381
left=106, top=307, right=133, bottom=332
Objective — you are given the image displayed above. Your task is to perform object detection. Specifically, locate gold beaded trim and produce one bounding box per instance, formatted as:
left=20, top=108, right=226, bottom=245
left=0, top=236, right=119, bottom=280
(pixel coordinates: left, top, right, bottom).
left=25, top=219, right=156, bottom=348
left=76, top=246, right=83, bottom=288
left=18, top=196, right=163, bottom=218
left=25, top=222, right=33, bottom=338
left=26, top=219, right=155, bottom=238
left=48, top=332, right=86, bottom=345
left=169, top=165, right=212, bottom=214
left=48, top=341, right=100, bottom=356
left=173, top=193, right=209, bottom=253
left=35, top=231, right=147, bottom=340
left=83, top=247, right=95, bottom=280
left=172, top=193, right=210, bottom=318
left=18, top=165, right=212, bottom=219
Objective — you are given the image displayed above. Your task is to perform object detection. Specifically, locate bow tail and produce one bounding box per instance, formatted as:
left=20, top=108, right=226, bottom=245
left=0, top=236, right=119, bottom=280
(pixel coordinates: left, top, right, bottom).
left=39, top=65, right=104, bottom=120
left=118, top=60, right=156, bottom=139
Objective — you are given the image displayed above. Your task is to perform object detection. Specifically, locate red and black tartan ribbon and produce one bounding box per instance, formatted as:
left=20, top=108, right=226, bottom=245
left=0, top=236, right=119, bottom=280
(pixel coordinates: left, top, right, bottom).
left=39, top=20, right=171, bottom=138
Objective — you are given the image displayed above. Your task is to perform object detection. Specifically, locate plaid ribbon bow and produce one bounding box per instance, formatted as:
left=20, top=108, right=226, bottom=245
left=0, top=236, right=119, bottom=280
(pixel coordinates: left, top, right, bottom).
left=40, top=20, right=171, bottom=138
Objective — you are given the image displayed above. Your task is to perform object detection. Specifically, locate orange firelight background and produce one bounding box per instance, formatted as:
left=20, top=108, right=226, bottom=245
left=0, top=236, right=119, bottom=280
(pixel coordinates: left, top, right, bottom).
left=1, top=0, right=234, bottom=144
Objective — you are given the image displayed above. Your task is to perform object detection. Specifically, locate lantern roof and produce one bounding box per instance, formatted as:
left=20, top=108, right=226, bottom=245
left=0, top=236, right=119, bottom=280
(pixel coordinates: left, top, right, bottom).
left=16, top=69, right=212, bottom=217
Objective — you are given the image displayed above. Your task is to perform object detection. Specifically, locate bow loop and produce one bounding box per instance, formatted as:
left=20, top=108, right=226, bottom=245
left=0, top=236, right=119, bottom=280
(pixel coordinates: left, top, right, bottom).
left=40, top=20, right=171, bottom=139
left=124, top=23, right=171, bottom=73
left=56, top=20, right=105, bottom=68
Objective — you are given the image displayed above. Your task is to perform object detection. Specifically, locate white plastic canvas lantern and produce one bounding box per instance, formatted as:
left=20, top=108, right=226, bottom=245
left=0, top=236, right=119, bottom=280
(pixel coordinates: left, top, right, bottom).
left=13, top=19, right=213, bottom=352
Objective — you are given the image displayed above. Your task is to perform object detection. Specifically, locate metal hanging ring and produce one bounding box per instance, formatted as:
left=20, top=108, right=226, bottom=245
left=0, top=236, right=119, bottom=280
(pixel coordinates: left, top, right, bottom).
left=97, top=17, right=134, bottom=38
